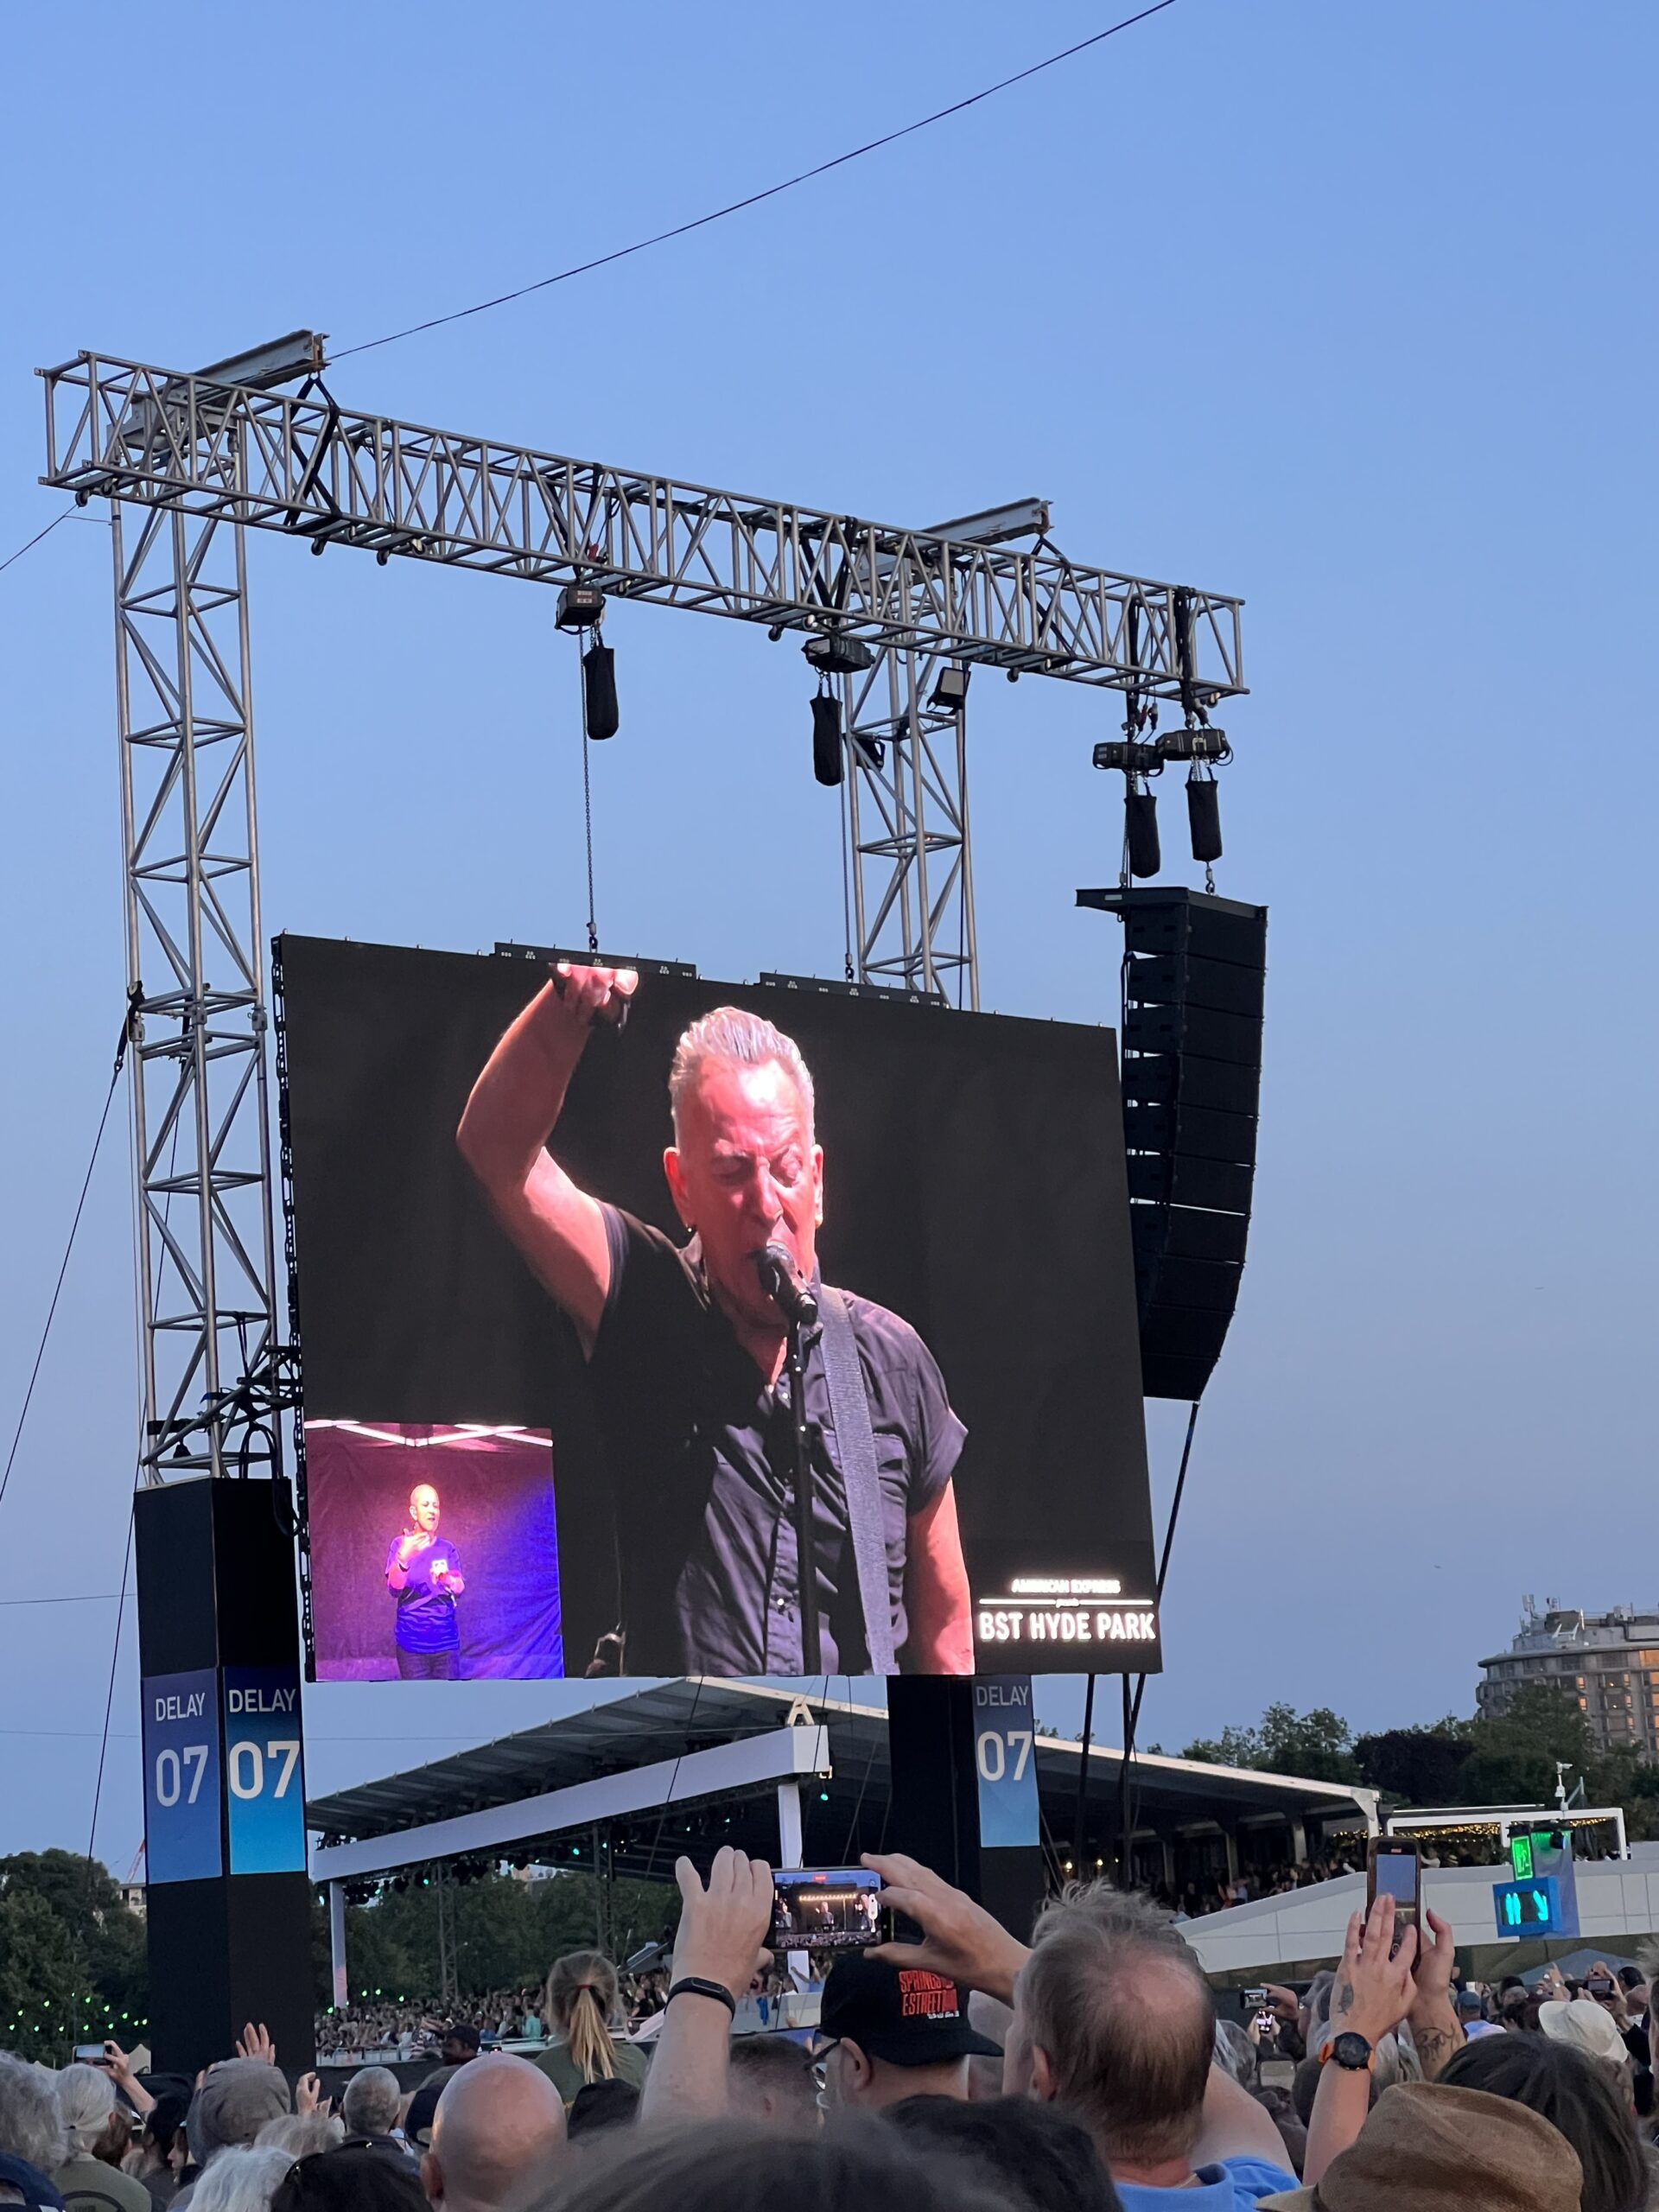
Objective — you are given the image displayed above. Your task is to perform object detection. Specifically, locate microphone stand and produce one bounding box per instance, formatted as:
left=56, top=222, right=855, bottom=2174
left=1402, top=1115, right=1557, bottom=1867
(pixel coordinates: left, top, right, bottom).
left=782, top=1311, right=823, bottom=1675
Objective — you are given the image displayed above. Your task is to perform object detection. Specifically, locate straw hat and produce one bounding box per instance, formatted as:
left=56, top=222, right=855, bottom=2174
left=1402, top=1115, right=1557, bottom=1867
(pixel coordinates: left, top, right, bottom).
left=1256, top=2080, right=1581, bottom=2212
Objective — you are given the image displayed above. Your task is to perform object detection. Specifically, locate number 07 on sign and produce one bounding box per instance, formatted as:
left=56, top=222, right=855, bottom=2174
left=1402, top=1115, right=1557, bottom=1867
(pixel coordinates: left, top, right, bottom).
left=224, top=1665, right=308, bottom=1875
left=141, top=1667, right=223, bottom=1883
left=974, top=1675, right=1041, bottom=1850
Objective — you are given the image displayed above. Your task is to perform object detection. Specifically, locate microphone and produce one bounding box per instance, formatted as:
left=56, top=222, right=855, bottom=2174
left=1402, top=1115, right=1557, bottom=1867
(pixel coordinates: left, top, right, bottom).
left=758, top=1241, right=818, bottom=1327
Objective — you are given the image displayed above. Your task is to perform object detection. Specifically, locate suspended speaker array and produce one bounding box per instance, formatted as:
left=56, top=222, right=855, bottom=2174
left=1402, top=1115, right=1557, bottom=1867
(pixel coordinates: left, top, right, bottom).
left=1077, top=885, right=1268, bottom=1401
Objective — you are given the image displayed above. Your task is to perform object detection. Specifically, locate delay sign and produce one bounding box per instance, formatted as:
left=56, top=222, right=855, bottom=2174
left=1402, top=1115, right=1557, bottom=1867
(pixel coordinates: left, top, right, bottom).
left=141, top=1667, right=222, bottom=1885
left=223, top=1664, right=307, bottom=1875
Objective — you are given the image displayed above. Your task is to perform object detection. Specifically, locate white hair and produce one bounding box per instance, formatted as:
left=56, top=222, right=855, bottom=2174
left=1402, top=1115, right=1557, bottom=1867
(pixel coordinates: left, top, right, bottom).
left=1211, top=2021, right=1255, bottom=2087
left=0, top=2053, right=65, bottom=2171
left=254, top=2113, right=343, bottom=2157
left=340, top=2066, right=402, bottom=2139
left=56, top=2063, right=117, bottom=2155
left=668, top=1007, right=815, bottom=1139
left=188, top=2145, right=293, bottom=2212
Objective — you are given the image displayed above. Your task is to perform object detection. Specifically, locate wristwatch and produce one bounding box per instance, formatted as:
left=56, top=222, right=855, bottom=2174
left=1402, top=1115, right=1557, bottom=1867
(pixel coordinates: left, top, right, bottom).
left=1319, top=2031, right=1375, bottom=2072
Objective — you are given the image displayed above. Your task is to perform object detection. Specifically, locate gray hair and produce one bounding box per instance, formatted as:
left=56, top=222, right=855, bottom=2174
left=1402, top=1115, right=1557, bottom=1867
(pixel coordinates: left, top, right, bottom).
left=187, top=2145, right=292, bottom=2212
left=253, top=2114, right=342, bottom=2158
left=0, top=2053, right=65, bottom=2172
left=668, top=1008, right=815, bottom=1140
left=55, top=2063, right=117, bottom=2156
left=1211, top=2020, right=1255, bottom=2087
left=1017, top=1883, right=1215, bottom=2166
left=340, top=2066, right=402, bottom=2139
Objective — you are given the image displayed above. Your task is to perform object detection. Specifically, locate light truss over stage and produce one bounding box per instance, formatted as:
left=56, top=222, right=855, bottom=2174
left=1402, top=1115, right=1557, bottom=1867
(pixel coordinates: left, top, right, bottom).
left=38, top=338, right=1247, bottom=1482
left=41, top=351, right=1245, bottom=695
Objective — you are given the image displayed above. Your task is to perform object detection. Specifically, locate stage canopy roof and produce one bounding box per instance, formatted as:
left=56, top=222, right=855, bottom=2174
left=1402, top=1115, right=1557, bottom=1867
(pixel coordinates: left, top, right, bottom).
left=306, top=1679, right=1379, bottom=1888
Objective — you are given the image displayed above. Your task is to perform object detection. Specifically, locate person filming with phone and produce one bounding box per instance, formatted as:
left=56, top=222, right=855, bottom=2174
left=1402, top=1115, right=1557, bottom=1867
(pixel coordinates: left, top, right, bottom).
left=386, top=1481, right=466, bottom=1679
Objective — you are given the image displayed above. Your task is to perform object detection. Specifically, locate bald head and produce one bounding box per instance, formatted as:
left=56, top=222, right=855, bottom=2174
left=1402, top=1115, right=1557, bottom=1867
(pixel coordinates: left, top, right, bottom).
left=421, top=2055, right=565, bottom=2212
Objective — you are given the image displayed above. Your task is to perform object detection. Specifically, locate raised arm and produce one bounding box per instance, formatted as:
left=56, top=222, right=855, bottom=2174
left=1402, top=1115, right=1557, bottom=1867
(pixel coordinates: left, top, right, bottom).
left=640, top=1848, right=773, bottom=2128
left=455, top=962, right=637, bottom=1349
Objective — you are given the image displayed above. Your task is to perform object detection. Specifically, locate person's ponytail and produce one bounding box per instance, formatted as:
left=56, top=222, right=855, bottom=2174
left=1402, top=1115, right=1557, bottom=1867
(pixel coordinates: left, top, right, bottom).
left=547, top=1951, right=622, bottom=2086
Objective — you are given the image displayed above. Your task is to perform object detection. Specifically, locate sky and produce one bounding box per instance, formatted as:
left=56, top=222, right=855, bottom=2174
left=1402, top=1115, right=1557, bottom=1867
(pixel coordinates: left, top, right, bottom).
left=1, top=0, right=1656, bottom=1871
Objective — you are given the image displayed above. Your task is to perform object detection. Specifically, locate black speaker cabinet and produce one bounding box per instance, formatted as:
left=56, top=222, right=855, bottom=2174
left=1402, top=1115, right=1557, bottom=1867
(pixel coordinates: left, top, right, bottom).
left=1077, top=887, right=1267, bottom=1400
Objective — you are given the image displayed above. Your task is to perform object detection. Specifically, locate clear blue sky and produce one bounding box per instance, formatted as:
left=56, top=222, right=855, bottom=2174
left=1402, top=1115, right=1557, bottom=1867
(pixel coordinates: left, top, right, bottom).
left=1, top=0, right=1655, bottom=1868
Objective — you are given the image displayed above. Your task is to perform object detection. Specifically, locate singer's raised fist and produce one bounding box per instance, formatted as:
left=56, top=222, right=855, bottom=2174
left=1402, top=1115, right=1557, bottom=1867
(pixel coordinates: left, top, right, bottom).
left=551, top=961, right=638, bottom=1028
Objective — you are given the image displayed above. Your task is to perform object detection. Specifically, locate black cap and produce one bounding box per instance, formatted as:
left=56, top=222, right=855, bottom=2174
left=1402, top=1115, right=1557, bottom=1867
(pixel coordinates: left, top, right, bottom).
left=442, top=2022, right=480, bottom=2051
left=818, top=1955, right=1001, bottom=2066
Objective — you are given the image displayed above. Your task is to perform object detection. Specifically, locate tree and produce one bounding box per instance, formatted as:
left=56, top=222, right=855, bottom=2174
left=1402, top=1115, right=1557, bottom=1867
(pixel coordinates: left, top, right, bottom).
left=1355, top=1721, right=1474, bottom=1804
left=0, top=1890, right=94, bottom=2063
left=1182, top=1704, right=1358, bottom=1785
left=0, top=1852, right=148, bottom=2057
left=325, top=1867, right=681, bottom=2012
left=1454, top=1684, right=1597, bottom=1809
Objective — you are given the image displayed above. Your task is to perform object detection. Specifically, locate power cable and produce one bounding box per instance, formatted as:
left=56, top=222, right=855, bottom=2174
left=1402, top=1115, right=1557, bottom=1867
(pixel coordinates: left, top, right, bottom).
left=1117, top=1399, right=1201, bottom=1879
left=0, top=1592, right=120, bottom=1606
left=0, top=992, right=139, bottom=1518
left=0, top=511, right=71, bottom=578
left=83, top=1508, right=135, bottom=1903
left=577, top=647, right=601, bottom=955
left=332, top=3, right=1178, bottom=363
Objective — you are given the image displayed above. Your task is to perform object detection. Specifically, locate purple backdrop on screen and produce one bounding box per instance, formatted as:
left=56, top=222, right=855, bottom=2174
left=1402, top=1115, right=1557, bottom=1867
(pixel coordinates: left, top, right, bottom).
left=306, top=1423, right=563, bottom=1681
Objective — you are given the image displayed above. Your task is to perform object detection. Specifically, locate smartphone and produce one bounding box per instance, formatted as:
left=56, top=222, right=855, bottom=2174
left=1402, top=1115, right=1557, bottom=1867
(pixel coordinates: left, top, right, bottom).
left=73, top=2044, right=108, bottom=2064
left=1368, top=1841, right=1421, bottom=1936
left=770, top=1866, right=893, bottom=1952
left=1243, top=1986, right=1269, bottom=2007
left=1253, top=2009, right=1276, bottom=2035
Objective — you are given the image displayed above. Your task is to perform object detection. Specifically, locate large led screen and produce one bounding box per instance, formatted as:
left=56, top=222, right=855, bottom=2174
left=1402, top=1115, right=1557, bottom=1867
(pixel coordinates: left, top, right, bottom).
left=276, top=935, right=1160, bottom=1681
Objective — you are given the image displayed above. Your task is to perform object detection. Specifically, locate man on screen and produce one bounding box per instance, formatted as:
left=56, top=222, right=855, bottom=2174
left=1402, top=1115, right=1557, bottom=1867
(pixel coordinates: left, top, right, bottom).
left=456, top=963, right=973, bottom=1675
left=386, top=1481, right=467, bottom=1679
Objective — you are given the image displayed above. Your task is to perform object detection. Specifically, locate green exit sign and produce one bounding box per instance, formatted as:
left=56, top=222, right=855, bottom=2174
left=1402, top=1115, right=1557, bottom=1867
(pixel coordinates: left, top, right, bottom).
left=1510, top=1834, right=1535, bottom=1880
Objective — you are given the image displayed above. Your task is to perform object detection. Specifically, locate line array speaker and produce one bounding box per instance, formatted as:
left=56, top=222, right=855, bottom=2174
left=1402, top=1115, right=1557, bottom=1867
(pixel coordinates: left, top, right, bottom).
left=1077, top=885, right=1267, bottom=1400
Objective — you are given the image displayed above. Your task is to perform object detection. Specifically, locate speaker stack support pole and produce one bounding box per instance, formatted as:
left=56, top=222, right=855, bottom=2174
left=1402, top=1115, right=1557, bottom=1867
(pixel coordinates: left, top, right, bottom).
left=886, top=1678, right=1046, bottom=1942
left=136, top=1478, right=315, bottom=2075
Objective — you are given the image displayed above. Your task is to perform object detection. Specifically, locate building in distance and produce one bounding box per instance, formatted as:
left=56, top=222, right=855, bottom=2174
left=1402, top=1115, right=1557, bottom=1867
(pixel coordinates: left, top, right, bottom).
left=1479, top=1598, right=1659, bottom=1756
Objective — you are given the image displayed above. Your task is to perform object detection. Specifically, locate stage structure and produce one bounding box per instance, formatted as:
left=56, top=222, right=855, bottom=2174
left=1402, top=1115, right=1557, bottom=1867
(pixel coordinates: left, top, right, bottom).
left=40, top=339, right=1252, bottom=2026
left=40, top=336, right=1248, bottom=1487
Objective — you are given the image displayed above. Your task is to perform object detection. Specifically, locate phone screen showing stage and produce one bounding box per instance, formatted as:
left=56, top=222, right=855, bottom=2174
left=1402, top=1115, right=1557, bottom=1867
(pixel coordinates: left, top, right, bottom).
left=770, top=1866, right=889, bottom=1951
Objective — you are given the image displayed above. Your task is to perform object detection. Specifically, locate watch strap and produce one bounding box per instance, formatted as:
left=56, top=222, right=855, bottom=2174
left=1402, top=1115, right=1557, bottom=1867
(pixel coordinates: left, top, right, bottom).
left=666, top=1975, right=737, bottom=2017
left=1319, top=2031, right=1375, bottom=2071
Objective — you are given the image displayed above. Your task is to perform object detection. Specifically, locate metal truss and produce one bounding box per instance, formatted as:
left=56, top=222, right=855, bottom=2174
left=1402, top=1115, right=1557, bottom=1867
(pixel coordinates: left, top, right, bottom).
left=112, top=499, right=282, bottom=1481
left=844, top=648, right=977, bottom=1006
left=43, top=342, right=1248, bottom=1482
left=41, top=353, right=1246, bottom=697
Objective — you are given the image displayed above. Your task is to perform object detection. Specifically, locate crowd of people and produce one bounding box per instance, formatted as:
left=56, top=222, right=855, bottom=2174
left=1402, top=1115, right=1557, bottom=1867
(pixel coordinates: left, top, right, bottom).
left=1152, top=1852, right=1367, bottom=1919
left=3, top=1853, right=1658, bottom=2211
left=315, top=1994, right=550, bottom=2063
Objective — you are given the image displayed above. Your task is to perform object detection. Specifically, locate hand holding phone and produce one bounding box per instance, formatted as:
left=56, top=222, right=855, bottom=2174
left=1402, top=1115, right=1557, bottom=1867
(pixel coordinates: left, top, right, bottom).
left=770, top=1867, right=893, bottom=1953
left=1367, top=1841, right=1421, bottom=1952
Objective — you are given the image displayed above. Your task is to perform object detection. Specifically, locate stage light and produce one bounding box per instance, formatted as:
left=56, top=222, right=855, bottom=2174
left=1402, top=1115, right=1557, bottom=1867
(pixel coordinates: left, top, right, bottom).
left=1186, top=770, right=1223, bottom=863
left=925, top=498, right=1050, bottom=545
left=1093, top=741, right=1160, bottom=774
left=1125, top=789, right=1160, bottom=878
left=1156, top=725, right=1229, bottom=763
left=804, top=632, right=874, bottom=676
left=195, top=331, right=327, bottom=391
left=811, top=691, right=843, bottom=787
left=582, top=641, right=620, bottom=740
left=556, top=582, right=606, bottom=632
left=930, top=664, right=969, bottom=713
